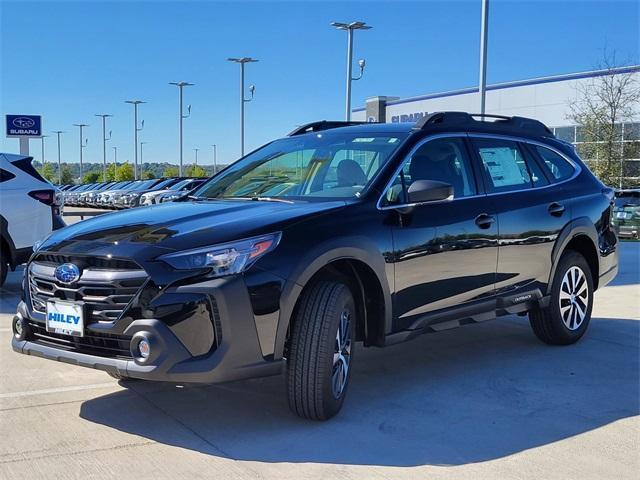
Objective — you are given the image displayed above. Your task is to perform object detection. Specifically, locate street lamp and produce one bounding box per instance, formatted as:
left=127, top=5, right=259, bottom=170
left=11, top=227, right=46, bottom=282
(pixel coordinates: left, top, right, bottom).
left=40, top=135, right=48, bottom=166
left=140, top=142, right=148, bottom=167
left=169, top=81, right=194, bottom=176
left=125, top=100, right=145, bottom=180
left=227, top=57, right=258, bottom=156
left=478, top=0, right=490, bottom=114
left=331, top=21, right=371, bottom=121
left=95, top=114, right=113, bottom=182
left=73, top=123, right=89, bottom=181
left=193, top=147, right=199, bottom=166
left=211, top=144, right=217, bottom=174
left=112, top=146, right=118, bottom=177
left=52, top=131, right=64, bottom=184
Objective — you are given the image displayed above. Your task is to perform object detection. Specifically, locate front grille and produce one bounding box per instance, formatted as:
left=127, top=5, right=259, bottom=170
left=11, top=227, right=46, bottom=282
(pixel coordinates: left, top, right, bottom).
left=29, top=255, right=147, bottom=323
left=27, top=321, right=133, bottom=358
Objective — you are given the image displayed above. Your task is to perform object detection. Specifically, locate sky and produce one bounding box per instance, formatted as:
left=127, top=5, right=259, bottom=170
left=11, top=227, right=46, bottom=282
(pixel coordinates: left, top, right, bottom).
left=1, top=0, right=638, bottom=168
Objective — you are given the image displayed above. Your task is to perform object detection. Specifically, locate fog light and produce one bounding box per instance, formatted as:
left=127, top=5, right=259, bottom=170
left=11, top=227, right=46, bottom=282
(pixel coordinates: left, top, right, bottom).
left=138, top=338, right=151, bottom=358
left=12, top=315, right=27, bottom=340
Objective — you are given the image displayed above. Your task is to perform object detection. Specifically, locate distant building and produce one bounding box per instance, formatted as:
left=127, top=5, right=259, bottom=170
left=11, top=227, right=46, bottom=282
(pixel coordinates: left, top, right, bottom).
left=353, top=65, right=640, bottom=185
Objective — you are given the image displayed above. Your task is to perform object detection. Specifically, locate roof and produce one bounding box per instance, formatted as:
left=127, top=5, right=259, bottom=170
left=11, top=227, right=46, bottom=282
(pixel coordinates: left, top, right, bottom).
left=353, top=65, right=640, bottom=112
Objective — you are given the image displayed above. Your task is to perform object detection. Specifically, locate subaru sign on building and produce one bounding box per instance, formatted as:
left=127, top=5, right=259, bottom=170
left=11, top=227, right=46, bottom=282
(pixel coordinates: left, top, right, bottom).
left=6, top=114, right=42, bottom=137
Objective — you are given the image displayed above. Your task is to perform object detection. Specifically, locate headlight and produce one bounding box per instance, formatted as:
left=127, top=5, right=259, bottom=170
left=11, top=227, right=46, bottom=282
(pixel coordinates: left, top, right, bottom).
left=159, top=232, right=282, bottom=276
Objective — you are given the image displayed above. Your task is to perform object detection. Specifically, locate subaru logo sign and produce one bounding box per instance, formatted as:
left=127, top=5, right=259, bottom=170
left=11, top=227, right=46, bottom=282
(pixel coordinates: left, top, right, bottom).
left=12, top=117, right=35, bottom=129
left=6, top=114, right=42, bottom=137
left=54, top=263, right=81, bottom=284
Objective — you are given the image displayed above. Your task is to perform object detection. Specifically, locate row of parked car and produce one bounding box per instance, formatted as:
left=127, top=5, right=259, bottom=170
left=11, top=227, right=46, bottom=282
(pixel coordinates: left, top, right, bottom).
left=60, top=177, right=206, bottom=209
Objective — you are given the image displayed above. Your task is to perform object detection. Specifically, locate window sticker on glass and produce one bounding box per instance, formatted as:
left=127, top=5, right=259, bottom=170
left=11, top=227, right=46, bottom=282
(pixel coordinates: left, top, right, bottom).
left=479, top=147, right=527, bottom=187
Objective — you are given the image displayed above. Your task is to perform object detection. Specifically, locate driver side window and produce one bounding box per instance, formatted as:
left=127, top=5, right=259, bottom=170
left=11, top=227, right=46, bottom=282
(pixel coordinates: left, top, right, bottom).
left=385, top=137, right=477, bottom=205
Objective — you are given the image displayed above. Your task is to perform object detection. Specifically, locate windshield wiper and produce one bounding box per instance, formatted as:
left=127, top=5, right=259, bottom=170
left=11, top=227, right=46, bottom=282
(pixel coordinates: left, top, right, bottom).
left=221, top=196, right=293, bottom=204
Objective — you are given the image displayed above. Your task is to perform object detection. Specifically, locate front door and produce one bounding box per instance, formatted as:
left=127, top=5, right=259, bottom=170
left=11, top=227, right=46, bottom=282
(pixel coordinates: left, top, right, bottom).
left=382, top=136, right=499, bottom=331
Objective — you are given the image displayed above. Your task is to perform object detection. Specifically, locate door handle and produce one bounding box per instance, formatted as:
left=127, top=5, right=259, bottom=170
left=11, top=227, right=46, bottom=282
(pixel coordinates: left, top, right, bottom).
left=548, top=202, right=565, bottom=217
left=475, top=213, right=495, bottom=229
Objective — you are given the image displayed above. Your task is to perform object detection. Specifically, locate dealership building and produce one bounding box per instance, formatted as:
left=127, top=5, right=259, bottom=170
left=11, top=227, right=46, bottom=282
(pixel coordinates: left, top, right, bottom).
left=353, top=65, right=640, bottom=185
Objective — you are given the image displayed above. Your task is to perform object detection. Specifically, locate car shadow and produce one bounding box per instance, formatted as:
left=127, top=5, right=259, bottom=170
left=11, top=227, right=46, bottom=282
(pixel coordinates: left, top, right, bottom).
left=80, top=315, right=639, bottom=467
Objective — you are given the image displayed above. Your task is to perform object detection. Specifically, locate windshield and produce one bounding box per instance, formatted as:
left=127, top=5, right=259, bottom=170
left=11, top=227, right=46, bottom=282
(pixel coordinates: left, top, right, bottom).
left=168, top=179, right=190, bottom=191
left=130, top=180, right=156, bottom=191
left=194, top=131, right=407, bottom=200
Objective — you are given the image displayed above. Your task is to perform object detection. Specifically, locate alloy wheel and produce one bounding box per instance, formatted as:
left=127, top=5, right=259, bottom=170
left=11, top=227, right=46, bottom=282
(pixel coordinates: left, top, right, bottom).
left=559, top=266, right=589, bottom=331
left=332, top=309, right=352, bottom=398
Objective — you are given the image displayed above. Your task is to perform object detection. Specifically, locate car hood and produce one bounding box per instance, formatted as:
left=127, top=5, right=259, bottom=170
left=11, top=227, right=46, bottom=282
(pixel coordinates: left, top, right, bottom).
left=38, top=199, right=347, bottom=259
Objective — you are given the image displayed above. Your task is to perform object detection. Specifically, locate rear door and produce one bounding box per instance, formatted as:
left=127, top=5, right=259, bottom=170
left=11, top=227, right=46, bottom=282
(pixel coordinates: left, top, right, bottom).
left=468, top=135, right=570, bottom=297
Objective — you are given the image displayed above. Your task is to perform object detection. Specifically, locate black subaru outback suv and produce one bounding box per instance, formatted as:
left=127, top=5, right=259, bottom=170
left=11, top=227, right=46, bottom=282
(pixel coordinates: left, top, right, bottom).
left=12, top=112, right=618, bottom=420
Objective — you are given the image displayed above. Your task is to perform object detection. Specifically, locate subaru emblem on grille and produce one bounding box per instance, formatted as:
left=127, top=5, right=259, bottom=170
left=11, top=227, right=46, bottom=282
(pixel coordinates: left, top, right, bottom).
left=54, top=263, right=81, bottom=284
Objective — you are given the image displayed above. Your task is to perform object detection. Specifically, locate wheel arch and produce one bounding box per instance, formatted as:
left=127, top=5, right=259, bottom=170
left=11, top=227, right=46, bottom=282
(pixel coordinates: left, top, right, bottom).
left=273, top=238, right=392, bottom=359
left=549, top=217, right=600, bottom=293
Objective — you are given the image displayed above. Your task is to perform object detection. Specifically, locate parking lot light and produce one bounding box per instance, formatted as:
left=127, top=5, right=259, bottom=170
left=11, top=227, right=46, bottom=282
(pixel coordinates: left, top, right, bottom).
left=72, top=123, right=89, bottom=181
left=331, top=21, right=372, bottom=121
left=169, top=82, right=194, bottom=177
left=227, top=57, right=258, bottom=157
left=52, top=130, right=65, bottom=184
left=95, top=114, right=113, bottom=182
left=125, top=100, right=146, bottom=180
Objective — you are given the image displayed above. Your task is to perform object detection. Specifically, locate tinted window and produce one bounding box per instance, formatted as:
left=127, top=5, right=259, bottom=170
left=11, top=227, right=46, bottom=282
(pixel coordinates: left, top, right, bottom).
left=385, top=137, right=476, bottom=205
left=535, top=146, right=575, bottom=182
left=0, top=169, right=16, bottom=183
left=472, top=139, right=533, bottom=193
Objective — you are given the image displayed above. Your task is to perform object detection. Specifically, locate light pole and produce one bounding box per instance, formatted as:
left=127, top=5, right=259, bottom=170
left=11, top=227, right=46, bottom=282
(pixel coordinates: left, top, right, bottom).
left=227, top=57, right=258, bottom=157
left=169, top=81, right=194, bottom=176
left=125, top=100, right=145, bottom=180
left=40, top=135, right=48, bottom=166
left=478, top=0, right=489, bottom=114
left=140, top=142, right=148, bottom=167
left=52, top=131, right=64, bottom=184
left=73, top=123, right=89, bottom=182
left=112, top=146, right=118, bottom=178
left=211, top=144, right=217, bottom=174
left=95, top=114, right=113, bottom=182
left=331, top=21, right=371, bottom=121
left=193, top=147, right=199, bottom=166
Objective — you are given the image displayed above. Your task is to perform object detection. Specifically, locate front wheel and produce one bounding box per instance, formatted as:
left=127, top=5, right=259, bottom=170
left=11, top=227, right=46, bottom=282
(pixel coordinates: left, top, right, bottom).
left=529, top=250, right=594, bottom=345
left=286, top=280, right=356, bottom=421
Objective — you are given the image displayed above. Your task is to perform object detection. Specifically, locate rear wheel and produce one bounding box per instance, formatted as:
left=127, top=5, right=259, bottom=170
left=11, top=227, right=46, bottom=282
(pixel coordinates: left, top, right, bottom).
left=286, top=280, right=356, bottom=421
left=529, top=251, right=594, bottom=345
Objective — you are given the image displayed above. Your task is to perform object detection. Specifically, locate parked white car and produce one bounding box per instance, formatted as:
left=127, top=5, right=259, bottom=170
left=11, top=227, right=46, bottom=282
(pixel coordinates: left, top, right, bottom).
left=0, top=153, right=64, bottom=285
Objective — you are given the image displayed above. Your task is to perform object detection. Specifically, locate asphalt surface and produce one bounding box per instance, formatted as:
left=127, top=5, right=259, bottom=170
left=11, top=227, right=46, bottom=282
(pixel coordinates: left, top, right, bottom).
left=1, top=219, right=638, bottom=479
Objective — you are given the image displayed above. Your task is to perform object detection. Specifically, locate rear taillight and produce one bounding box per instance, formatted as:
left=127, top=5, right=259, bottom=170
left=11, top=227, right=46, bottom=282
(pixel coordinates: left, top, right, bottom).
left=28, top=189, right=61, bottom=215
left=28, top=189, right=55, bottom=205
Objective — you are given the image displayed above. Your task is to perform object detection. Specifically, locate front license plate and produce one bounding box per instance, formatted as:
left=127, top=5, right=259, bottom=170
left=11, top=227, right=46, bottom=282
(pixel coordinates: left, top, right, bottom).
left=46, top=300, right=84, bottom=337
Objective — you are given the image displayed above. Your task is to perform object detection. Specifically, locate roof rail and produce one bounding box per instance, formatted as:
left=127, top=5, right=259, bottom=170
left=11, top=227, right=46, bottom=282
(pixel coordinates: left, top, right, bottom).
left=288, top=120, right=371, bottom=136
left=413, top=111, right=554, bottom=137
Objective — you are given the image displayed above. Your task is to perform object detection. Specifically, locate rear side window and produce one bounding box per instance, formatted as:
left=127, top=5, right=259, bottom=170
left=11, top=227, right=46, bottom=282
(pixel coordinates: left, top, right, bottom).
left=10, top=157, right=48, bottom=183
left=472, top=138, right=541, bottom=193
left=0, top=168, right=16, bottom=183
left=534, top=146, right=575, bottom=182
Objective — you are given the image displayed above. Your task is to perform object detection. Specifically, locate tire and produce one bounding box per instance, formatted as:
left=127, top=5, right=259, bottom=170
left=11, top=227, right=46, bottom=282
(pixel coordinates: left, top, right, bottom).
left=529, top=250, right=594, bottom=345
left=286, top=280, right=356, bottom=421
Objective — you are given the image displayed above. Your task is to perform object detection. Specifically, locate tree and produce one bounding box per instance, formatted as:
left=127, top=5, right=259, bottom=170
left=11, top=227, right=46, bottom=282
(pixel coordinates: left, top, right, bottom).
left=142, top=170, right=155, bottom=180
left=60, top=165, right=75, bottom=185
left=163, top=166, right=179, bottom=177
left=568, top=51, right=640, bottom=187
left=39, top=163, right=57, bottom=183
left=105, top=163, right=117, bottom=181
left=184, top=164, right=207, bottom=178
left=116, top=163, right=134, bottom=181
left=83, top=171, right=101, bottom=183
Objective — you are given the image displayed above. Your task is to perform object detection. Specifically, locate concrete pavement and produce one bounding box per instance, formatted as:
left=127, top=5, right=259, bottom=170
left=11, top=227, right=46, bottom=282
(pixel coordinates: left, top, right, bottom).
left=1, top=242, right=638, bottom=479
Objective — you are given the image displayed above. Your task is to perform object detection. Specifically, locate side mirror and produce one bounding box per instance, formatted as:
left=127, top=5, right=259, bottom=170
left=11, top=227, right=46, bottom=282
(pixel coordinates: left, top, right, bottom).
left=407, top=180, right=453, bottom=204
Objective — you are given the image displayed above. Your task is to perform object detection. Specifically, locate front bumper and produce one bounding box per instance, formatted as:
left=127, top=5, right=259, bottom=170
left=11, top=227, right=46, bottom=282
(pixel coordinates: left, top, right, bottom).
left=12, top=273, right=284, bottom=384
